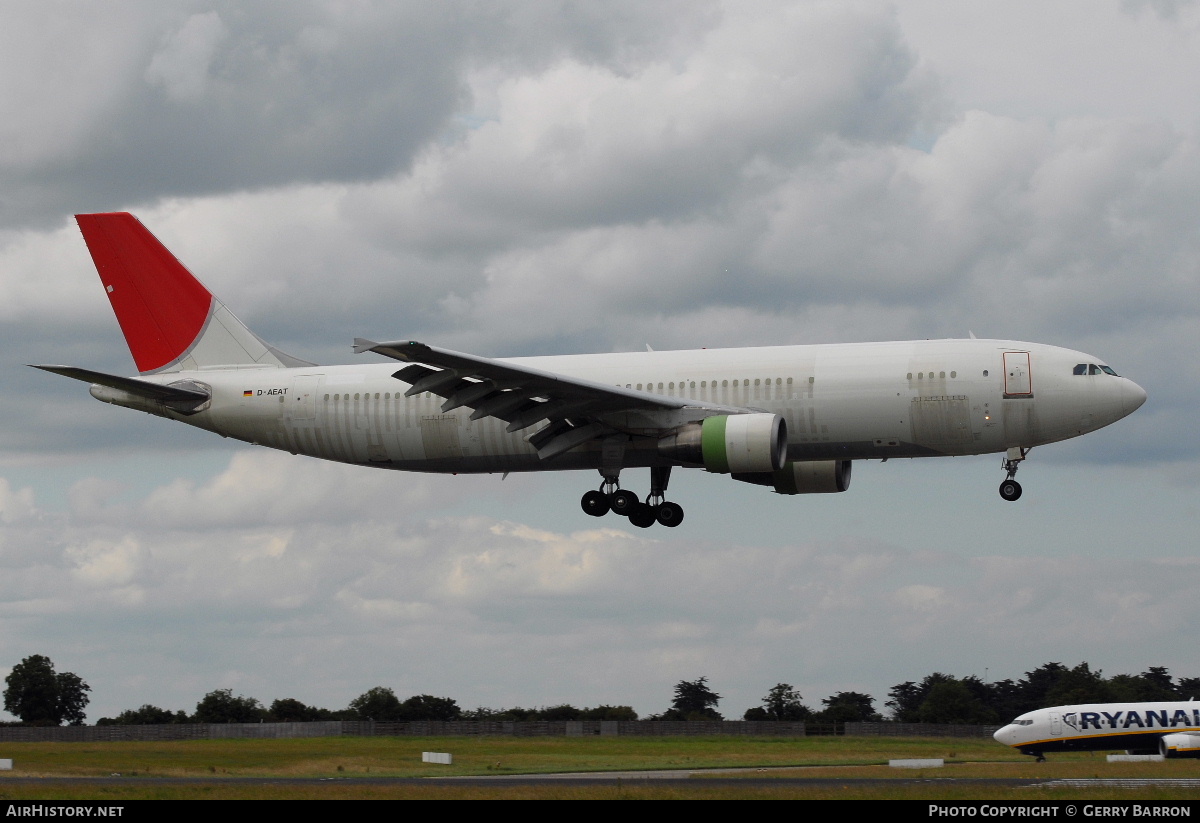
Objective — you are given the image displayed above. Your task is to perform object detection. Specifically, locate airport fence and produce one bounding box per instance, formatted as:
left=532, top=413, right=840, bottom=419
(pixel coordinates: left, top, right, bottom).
left=848, top=722, right=1002, bottom=738
left=0, top=720, right=998, bottom=742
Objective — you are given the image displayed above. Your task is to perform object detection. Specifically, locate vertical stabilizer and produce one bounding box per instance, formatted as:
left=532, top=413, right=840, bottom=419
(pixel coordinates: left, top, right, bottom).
left=75, top=213, right=311, bottom=374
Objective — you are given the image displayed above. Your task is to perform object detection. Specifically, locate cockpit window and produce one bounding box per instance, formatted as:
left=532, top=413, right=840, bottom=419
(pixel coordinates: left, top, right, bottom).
left=1075, top=363, right=1122, bottom=377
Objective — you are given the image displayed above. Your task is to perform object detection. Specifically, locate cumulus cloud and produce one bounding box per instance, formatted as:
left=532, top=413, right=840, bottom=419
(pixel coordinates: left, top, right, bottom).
left=1, top=453, right=1196, bottom=718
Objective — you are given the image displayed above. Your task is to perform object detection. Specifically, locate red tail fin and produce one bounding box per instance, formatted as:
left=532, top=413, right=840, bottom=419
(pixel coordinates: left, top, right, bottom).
left=76, top=213, right=213, bottom=373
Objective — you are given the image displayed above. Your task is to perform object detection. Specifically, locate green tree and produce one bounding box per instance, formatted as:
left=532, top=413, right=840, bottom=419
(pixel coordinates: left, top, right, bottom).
left=1043, top=662, right=1112, bottom=706
left=266, top=698, right=340, bottom=722
left=753, top=683, right=811, bottom=721
left=669, top=677, right=722, bottom=720
left=398, top=694, right=461, bottom=721
left=531, top=704, right=581, bottom=721
left=984, top=678, right=1026, bottom=724
left=96, top=704, right=188, bottom=725
left=1018, top=662, right=1069, bottom=709
left=918, top=680, right=997, bottom=724
left=347, top=686, right=404, bottom=721
left=3, top=655, right=91, bottom=726
left=1136, top=667, right=1179, bottom=701
left=814, top=691, right=881, bottom=723
left=580, top=705, right=638, bottom=721
left=1179, top=678, right=1200, bottom=700
left=886, top=673, right=955, bottom=722
left=885, top=681, right=923, bottom=722
left=193, top=689, right=265, bottom=723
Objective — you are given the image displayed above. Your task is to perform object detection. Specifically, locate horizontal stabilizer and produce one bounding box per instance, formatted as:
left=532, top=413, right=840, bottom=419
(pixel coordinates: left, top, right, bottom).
left=30, top=365, right=209, bottom=404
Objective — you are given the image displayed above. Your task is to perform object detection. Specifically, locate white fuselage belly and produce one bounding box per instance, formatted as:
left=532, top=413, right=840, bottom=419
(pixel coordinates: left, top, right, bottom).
left=123, top=338, right=1141, bottom=474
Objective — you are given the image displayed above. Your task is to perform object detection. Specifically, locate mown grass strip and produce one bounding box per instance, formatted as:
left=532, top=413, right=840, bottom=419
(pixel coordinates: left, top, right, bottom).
left=0, top=735, right=1196, bottom=800
left=0, top=735, right=1025, bottom=779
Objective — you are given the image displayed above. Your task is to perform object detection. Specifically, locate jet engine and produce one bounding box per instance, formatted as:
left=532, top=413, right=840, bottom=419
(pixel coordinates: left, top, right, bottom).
left=657, top=413, right=787, bottom=473
left=1159, top=733, right=1200, bottom=758
left=732, top=459, right=852, bottom=494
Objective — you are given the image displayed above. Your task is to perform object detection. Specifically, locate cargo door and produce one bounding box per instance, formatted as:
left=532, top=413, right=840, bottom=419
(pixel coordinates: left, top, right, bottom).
left=289, top=374, right=322, bottom=426
left=1003, top=351, right=1032, bottom=397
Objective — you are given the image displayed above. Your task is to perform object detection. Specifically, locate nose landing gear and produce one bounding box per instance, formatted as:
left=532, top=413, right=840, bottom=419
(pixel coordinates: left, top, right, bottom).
left=999, top=447, right=1028, bottom=501
left=579, top=467, right=684, bottom=527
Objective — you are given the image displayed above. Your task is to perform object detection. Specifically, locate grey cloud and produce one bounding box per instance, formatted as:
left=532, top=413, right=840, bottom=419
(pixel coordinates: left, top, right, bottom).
left=1, top=1, right=723, bottom=228
left=1120, top=0, right=1198, bottom=20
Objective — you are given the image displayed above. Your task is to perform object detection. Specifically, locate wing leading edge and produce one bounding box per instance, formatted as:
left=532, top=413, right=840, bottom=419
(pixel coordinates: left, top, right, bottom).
left=354, top=339, right=742, bottom=460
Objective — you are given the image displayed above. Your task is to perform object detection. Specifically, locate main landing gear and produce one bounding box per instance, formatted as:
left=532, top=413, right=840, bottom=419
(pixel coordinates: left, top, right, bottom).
left=999, top=447, right=1028, bottom=502
left=580, top=466, right=684, bottom=528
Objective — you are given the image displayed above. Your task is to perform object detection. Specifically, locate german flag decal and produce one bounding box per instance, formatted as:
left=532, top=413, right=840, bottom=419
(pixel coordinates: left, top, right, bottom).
left=243, top=390, right=253, bottom=397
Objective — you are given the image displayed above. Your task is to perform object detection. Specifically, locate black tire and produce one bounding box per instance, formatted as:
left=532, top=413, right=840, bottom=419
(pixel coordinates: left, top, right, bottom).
left=610, top=489, right=640, bottom=516
left=629, top=503, right=657, bottom=528
left=656, top=501, right=684, bottom=527
left=581, top=490, right=610, bottom=517
left=999, top=479, right=1023, bottom=501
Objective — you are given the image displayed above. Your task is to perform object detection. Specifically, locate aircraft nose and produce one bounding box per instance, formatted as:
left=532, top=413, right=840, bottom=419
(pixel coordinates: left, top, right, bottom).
left=1123, top=379, right=1148, bottom=415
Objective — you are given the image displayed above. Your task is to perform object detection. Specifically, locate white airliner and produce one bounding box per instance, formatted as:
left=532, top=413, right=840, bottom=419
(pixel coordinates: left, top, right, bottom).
left=35, top=213, right=1147, bottom=527
left=995, top=702, right=1200, bottom=760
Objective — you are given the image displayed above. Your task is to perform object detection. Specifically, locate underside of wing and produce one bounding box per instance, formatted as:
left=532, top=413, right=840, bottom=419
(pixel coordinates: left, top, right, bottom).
left=354, top=339, right=740, bottom=459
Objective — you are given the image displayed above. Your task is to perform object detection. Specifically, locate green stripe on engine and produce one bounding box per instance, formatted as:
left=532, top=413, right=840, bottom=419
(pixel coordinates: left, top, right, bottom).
left=700, top=416, right=730, bottom=473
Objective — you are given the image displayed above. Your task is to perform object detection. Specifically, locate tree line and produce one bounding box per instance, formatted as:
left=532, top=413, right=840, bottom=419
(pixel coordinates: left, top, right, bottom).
left=95, top=688, right=638, bottom=725
left=5, top=654, right=1197, bottom=727
left=884, top=664, right=1200, bottom=725
left=737, top=664, right=1200, bottom=725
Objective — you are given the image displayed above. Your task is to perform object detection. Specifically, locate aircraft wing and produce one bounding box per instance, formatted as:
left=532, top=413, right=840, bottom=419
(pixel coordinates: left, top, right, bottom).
left=354, top=339, right=739, bottom=459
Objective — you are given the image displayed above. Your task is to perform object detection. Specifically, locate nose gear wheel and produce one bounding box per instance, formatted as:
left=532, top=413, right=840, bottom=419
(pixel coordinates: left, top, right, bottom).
left=998, top=448, right=1028, bottom=501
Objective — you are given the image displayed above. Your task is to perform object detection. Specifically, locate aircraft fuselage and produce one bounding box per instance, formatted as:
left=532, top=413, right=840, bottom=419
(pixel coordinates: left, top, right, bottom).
left=93, top=338, right=1145, bottom=475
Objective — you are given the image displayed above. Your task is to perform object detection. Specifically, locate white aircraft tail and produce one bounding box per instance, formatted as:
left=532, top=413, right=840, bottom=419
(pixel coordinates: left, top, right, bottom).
left=75, top=213, right=312, bottom=374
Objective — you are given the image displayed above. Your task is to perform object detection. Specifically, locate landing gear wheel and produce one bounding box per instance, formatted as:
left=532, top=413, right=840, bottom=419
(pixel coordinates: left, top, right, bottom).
left=610, top=489, right=640, bottom=516
left=656, top=501, right=684, bottom=527
left=628, top=503, right=657, bottom=529
left=581, top=490, right=610, bottom=517
left=999, top=479, right=1023, bottom=501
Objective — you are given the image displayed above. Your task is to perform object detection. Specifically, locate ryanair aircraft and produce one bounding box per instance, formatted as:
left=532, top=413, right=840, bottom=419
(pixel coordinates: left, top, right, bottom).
left=995, top=702, right=1200, bottom=760
left=35, top=213, right=1147, bottom=527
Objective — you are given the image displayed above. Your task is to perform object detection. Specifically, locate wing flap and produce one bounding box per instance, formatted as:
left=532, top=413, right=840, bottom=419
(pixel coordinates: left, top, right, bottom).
left=359, top=339, right=691, bottom=411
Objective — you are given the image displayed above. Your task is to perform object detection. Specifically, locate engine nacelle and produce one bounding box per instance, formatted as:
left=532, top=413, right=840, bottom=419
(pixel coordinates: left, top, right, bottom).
left=732, top=459, right=852, bottom=495
left=1160, top=733, right=1200, bottom=758
left=657, top=413, right=787, bottom=473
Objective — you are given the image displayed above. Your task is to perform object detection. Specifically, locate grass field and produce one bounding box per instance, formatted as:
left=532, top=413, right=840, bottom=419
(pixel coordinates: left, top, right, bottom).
left=0, top=735, right=1197, bottom=799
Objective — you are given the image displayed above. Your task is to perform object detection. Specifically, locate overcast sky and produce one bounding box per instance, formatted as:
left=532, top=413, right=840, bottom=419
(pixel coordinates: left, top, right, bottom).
left=2, top=0, right=1197, bottom=722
